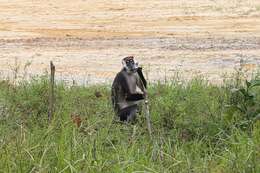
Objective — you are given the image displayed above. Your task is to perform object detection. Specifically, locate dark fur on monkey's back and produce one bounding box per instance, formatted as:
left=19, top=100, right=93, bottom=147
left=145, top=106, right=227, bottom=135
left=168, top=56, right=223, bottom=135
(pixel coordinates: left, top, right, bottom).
left=111, top=67, right=147, bottom=113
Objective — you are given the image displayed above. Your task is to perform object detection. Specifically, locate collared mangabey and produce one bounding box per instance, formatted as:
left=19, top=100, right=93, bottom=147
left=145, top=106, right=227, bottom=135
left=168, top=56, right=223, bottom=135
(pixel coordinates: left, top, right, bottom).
left=111, top=56, right=147, bottom=123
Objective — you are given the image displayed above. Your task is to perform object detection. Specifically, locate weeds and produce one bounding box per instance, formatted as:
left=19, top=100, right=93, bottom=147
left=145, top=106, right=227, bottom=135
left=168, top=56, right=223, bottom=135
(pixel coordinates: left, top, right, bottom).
left=228, top=79, right=260, bottom=130
left=0, top=74, right=259, bottom=172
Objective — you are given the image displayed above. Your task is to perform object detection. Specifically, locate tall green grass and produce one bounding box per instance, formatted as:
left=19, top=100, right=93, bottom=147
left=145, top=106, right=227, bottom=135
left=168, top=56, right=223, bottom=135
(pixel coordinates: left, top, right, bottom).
left=0, top=75, right=259, bottom=173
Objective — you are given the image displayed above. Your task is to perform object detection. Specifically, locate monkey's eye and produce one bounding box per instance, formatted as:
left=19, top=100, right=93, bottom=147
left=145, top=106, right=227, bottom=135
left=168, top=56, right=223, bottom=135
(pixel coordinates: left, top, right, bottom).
left=126, top=59, right=134, bottom=64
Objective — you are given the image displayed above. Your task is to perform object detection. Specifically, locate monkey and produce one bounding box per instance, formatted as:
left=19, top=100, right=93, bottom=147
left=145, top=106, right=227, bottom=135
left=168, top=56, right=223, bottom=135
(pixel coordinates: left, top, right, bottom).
left=111, top=56, right=147, bottom=123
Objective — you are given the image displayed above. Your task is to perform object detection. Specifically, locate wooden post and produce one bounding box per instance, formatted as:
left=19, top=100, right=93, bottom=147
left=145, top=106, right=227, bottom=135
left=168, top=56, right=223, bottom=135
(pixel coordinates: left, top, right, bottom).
left=48, top=61, right=55, bottom=121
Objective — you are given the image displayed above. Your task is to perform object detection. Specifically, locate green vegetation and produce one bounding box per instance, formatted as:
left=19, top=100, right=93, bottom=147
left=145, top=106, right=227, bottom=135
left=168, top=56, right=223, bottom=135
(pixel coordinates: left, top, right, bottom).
left=0, top=73, right=260, bottom=173
left=256, top=5, right=260, bottom=11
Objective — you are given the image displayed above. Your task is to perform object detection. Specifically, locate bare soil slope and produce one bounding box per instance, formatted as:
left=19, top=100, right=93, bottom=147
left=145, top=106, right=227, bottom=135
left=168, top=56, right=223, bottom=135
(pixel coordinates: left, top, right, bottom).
left=0, top=0, right=260, bottom=84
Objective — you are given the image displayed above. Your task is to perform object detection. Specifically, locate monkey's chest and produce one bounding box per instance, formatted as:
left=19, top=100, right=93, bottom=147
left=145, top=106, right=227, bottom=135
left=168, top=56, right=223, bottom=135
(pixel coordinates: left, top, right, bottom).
left=126, top=74, right=138, bottom=89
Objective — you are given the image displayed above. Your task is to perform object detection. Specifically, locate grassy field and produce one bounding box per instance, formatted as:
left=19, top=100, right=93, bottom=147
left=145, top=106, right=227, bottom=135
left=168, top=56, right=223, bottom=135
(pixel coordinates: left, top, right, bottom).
left=0, top=71, right=260, bottom=173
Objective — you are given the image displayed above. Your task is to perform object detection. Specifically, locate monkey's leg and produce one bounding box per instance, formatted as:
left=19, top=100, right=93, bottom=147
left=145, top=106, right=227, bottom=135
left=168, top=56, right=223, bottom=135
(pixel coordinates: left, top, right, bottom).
left=126, top=105, right=138, bottom=123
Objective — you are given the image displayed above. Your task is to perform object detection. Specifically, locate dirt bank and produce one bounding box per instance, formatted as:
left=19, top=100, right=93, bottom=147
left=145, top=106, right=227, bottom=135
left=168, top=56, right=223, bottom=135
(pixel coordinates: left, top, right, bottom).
left=0, top=0, right=260, bottom=84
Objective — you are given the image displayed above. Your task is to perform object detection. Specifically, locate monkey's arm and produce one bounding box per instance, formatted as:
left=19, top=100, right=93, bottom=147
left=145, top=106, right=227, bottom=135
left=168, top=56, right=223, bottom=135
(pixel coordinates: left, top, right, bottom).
left=137, top=67, right=147, bottom=89
left=126, top=74, right=146, bottom=101
left=119, top=70, right=145, bottom=101
left=111, top=75, right=120, bottom=112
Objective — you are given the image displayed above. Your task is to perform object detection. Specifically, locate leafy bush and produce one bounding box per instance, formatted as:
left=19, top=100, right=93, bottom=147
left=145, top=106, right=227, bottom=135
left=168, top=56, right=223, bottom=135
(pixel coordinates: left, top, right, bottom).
left=227, top=79, right=260, bottom=131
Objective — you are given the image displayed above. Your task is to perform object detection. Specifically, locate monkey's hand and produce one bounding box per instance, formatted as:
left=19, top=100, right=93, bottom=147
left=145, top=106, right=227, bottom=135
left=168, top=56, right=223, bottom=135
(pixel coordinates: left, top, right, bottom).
left=126, top=93, right=145, bottom=101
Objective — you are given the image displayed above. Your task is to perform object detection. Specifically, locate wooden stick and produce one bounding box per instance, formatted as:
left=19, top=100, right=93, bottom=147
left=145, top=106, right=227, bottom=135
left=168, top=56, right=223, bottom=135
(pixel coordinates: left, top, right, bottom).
left=145, top=99, right=152, bottom=139
left=48, top=61, right=55, bottom=122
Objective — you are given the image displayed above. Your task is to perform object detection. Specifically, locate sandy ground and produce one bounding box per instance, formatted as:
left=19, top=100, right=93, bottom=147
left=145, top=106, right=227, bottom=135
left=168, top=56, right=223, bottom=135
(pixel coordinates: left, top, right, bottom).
left=0, top=0, right=260, bottom=84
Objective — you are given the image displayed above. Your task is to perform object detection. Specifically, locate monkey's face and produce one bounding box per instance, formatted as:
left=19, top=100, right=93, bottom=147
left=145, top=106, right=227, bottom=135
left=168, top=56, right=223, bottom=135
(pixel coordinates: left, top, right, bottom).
left=122, top=56, right=138, bottom=73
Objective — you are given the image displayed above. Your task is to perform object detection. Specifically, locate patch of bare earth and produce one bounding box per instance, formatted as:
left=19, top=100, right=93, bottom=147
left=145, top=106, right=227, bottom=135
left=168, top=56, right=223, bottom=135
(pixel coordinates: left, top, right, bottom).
left=0, top=0, right=260, bottom=84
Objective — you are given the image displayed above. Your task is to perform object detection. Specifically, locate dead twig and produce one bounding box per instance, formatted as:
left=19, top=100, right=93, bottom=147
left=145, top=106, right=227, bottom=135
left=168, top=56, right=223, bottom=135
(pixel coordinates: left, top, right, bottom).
left=48, top=61, right=55, bottom=122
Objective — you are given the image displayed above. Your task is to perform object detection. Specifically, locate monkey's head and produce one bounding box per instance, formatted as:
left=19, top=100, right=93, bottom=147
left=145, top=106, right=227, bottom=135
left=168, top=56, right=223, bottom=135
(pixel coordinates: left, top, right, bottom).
left=122, top=56, right=139, bottom=73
